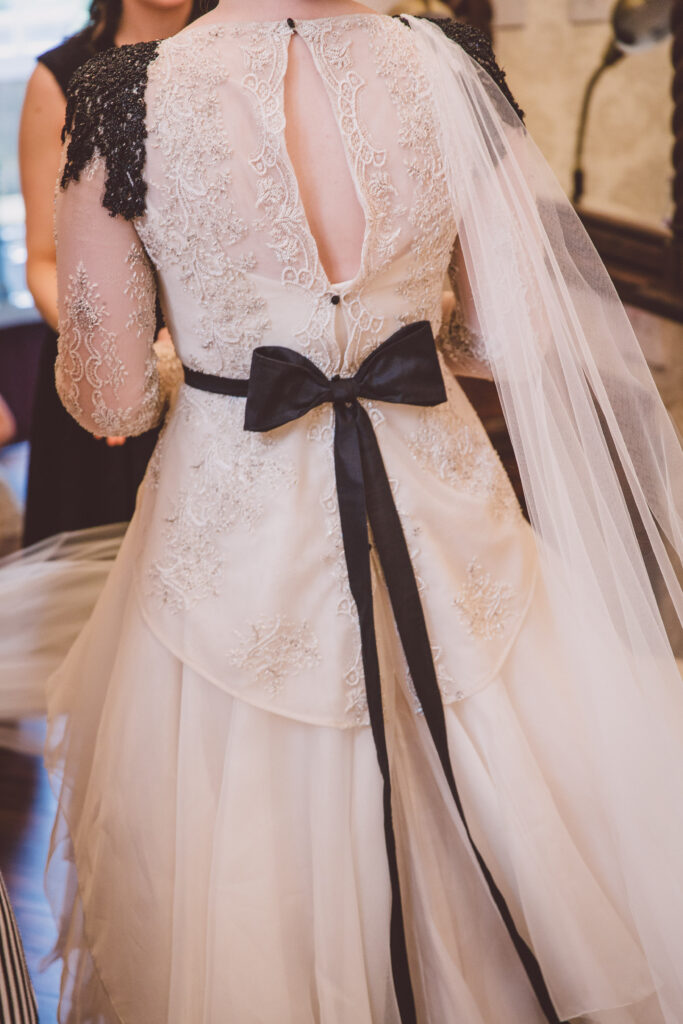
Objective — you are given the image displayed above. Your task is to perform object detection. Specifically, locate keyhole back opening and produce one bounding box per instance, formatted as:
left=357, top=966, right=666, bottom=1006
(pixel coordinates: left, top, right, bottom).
left=282, top=30, right=368, bottom=291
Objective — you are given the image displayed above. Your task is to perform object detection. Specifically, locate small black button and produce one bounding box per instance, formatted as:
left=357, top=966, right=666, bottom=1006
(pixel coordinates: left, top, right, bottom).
left=287, top=17, right=296, bottom=29
left=330, top=294, right=341, bottom=305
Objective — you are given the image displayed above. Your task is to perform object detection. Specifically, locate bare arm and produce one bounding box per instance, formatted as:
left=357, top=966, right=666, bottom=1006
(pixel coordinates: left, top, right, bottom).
left=19, top=63, right=66, bottom=332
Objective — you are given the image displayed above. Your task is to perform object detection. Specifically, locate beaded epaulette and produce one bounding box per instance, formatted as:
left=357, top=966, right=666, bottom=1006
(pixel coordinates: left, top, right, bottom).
left=60, top=40, right=161, bottom=220
left=396, top=16, right=525, bottom=123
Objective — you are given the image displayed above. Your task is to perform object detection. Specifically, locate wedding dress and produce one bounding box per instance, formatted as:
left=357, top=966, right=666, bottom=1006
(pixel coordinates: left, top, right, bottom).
left=6, top=11, right=683, bottom=1024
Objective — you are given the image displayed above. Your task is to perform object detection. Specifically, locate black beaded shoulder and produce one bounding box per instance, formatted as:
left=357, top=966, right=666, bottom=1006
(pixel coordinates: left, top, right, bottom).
left=60, top=40, right=161, bottom=220
left=396, top=16, right=524, bottom=124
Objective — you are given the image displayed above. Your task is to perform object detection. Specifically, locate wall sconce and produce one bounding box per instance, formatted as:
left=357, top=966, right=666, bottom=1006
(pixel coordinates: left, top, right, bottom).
left=572, top=0, right=672, bottom=205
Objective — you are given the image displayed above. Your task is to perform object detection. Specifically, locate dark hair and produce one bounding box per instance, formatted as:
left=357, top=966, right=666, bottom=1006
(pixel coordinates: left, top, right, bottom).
left=85, top=0, right=219, bottom=51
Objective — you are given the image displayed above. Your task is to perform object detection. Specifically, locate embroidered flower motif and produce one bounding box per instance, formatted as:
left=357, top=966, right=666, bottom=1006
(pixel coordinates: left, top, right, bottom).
left=438, top=301, right=491, bottom=375
left=124, top=241, right=157, bottom=340
left=453, top=559, right=515, bottom=639
left=228, top=615, right=321, bottom=696
left=136, top=28, right=270, bottom=376
left=408, top=403, right=520, bottom=521
left=367, top=17, right=454, bottom=336
left=56, top=258, right=163, bottom=437
left=147, top=391, right=297, bottom=611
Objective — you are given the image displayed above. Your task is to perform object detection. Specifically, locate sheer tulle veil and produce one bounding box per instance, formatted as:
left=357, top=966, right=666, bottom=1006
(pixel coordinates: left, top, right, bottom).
left=410, top=15, right=683, bottom=1018
left=1, top=13, right=683, bottom=1016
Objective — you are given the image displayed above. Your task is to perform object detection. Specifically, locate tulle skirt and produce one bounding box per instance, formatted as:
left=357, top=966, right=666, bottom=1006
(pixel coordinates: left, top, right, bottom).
left=39, top=513, right=671, bottom=1024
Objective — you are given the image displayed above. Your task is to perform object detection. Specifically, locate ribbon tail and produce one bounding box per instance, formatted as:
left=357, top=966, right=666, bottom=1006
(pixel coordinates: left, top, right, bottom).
left=355, top=405, right=560, bottom=1024
left=332, top=404, right=418, bottom=1024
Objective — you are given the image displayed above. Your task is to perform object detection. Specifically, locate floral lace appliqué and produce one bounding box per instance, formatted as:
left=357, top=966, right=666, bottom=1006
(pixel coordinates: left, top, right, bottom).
left=438, top=301, right=491, bottom=377
left=56, top=257, right=163, bottom=437
left=137, top=28, right=270, bottom=375
left=409, top=402, right=520, bottom=520
left=453, top=559, right=515, bottom=639
left=228, top=615, right=321, bottom=696
left=368, top=18, right=454, bottom=337
left=147, top=390, right=297, bottom=611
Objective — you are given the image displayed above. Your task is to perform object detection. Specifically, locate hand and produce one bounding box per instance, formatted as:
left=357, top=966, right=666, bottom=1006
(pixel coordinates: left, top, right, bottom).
left=93, top=434, right=127, bottom=446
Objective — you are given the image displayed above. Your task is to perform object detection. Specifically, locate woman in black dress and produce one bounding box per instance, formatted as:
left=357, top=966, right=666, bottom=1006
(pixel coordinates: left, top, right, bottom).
left=18, top=0, right=217, bottom=546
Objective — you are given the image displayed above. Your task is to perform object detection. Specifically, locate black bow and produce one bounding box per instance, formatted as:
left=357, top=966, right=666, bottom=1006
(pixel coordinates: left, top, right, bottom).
left=183, top=321, right=558, bottom=1024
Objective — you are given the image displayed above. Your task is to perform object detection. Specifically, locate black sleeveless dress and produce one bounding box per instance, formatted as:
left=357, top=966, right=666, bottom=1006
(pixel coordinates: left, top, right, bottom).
left=21, top=33, right=159, bottom=546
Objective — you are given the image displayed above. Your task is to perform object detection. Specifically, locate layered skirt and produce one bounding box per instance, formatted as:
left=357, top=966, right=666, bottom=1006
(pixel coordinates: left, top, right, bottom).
left=42, top=512, right=667, bottom=1024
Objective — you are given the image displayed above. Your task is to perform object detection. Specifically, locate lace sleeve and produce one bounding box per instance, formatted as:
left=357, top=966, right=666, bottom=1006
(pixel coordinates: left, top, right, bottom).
left=437, top=234, right=493, bottom=381
left=55, top=154, right=167, bottom=437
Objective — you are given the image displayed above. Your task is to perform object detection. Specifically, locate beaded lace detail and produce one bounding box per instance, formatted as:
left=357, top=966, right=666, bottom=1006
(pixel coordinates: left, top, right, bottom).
left=438, top=303, right=490, bottom=375
left=453, top=559, right=515, bottom=639
left=147, top=389, right=297, bottom=612
left=367, top=18, right=454, bottom=340
left=421, top=18, right=524, bottom=123
left=408, top=389, right=520, bottom=521
left=56, top=241, right=163, bottom=437
left=137, top=27, right=270, bottom=376
left=61, top=41, right=161, bottom=220
left=228, top=616, right=321, bottom=696
left=235, top=21, right=336, bottom=373
left=436, top=243, right=492, bottom=378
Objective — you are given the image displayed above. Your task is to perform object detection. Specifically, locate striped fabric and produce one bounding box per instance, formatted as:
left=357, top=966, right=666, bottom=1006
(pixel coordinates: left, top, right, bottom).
left=0, top=872, right=38, bottom=1024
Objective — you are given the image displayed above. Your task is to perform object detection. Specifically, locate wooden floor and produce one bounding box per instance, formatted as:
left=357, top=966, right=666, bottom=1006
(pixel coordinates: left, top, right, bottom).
left=0, top=733, right=61, bottom=1023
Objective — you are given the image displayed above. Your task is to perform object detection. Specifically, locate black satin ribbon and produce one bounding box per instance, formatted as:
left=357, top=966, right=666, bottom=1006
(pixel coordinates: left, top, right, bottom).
left=182, top=321, right=559, bottom=1024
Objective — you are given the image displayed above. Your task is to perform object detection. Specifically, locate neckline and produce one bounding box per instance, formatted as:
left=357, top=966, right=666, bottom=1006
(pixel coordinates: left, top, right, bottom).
left=185, top=12, right=385, bottom=32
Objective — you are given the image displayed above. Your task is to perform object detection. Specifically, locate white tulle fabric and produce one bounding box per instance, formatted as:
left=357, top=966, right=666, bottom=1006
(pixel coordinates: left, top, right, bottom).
left=410, top=15, right=683, bottom=1021
left=0, top=11, right=682, bottom=1024
left=41, top=513, right=663, bottom=1024
left=0, top=525, right=122, bottom=720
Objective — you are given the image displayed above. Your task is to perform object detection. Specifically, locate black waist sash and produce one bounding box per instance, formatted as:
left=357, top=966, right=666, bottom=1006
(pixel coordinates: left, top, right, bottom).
left=182, top=321, right=559, bottom=1024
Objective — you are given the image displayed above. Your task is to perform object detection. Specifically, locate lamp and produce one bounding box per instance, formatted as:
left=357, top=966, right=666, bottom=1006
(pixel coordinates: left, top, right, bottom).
left=572, top=0, right=672, bottom=205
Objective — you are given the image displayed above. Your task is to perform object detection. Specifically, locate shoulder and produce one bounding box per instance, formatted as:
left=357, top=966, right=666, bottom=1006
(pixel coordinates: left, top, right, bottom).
left=408, top=17, right=524, bottom=123
left=60, top=40, right=162, bottom=220
left=37, top=31, right=94, bottom=96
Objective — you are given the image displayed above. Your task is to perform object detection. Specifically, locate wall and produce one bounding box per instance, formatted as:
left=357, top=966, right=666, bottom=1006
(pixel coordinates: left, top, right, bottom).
left=492, top=0, right=673, bottom=228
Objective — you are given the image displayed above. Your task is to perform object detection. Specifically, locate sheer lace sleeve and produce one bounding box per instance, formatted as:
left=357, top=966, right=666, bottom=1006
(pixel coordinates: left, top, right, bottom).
left=53, top=41, right=173, bottom=438
left=55, top=154, right=167, bottom=437
left=437, top=234, right=493, bottom=381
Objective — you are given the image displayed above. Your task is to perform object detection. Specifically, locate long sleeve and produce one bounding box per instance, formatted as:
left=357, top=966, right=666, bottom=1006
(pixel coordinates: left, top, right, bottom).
left=52, top=40, right=174, bottom=438
left=54, top=154, right=166, bottom=437
left=436, top=234, right=493, bottom=381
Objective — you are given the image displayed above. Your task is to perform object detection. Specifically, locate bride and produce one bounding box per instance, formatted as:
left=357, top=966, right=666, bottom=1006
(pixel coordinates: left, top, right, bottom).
left=5, top=0, right=683, bottom=1020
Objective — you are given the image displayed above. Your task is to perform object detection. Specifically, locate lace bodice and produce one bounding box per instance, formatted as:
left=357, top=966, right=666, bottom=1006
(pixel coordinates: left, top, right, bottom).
left=55, top=15, right=509, bottom=436
left=53, top=14, right=534, bottom=729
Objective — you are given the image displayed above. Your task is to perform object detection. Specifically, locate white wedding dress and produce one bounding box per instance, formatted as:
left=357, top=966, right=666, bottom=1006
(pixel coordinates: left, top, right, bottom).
left=15, top=10, right=683, bottom=1024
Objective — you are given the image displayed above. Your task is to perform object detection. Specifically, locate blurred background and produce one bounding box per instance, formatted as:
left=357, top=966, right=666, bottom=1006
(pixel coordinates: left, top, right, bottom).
left=0, top=1, right=90, bottom=553
left=0, top=2, right=88, bottom=320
